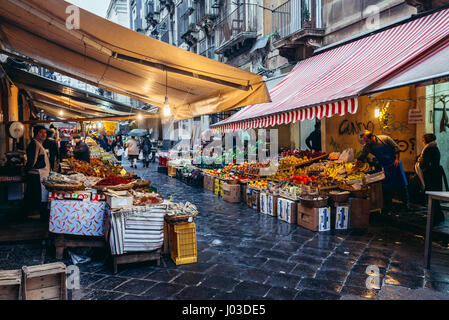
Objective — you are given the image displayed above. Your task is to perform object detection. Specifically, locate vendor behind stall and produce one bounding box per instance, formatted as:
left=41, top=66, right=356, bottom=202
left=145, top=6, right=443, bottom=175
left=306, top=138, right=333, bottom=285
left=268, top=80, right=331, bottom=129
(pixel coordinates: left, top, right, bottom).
left=357, top=130, right=409, bottom=213
left=73, top=134, right=90, bottom=163
left=24, top=125, right=51, bottom=218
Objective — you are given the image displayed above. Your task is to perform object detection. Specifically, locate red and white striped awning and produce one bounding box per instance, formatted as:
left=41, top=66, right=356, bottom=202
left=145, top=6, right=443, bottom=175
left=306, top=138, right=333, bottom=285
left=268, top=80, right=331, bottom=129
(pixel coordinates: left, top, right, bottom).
left=212, top=8, right=449, bottom=133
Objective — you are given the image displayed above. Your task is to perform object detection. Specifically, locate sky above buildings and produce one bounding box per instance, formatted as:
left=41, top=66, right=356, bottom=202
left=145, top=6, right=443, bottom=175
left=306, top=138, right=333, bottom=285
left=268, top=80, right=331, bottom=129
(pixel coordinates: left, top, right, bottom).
left=67, top=0, right=110, bottom=17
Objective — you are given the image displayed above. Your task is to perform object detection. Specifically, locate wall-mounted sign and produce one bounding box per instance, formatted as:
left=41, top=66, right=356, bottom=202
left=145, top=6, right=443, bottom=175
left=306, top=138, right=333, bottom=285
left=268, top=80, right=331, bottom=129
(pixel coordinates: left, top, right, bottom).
left=408, top=109, right=424, bottom=124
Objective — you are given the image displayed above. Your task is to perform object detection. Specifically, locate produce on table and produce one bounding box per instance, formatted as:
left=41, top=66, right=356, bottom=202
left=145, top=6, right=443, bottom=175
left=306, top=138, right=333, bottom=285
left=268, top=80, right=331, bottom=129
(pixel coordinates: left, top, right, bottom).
left=249, top=179, right=268, bottom=190
left=44, top=172, right=79, bottom=185
left=69, top=158, right=126, bottom=178
left=96, top=176, right=133, bottom=186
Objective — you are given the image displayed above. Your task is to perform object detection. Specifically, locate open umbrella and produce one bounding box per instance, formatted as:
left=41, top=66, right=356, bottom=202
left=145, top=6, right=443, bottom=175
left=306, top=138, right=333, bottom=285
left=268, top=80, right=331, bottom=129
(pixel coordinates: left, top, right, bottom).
left=127, top=129, right=148, bottom=137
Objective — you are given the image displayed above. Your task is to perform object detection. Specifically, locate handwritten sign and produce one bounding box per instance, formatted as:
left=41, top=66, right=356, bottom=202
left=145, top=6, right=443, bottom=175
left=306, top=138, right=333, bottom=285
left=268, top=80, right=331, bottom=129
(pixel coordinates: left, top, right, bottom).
left=408, top=109, right=424, bottom=124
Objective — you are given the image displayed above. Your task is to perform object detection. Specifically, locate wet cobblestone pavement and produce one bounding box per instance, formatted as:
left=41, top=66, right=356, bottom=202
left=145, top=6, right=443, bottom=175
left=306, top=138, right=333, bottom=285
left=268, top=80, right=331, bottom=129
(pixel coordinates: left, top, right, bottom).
left=1, top=163, right=449, bottom=300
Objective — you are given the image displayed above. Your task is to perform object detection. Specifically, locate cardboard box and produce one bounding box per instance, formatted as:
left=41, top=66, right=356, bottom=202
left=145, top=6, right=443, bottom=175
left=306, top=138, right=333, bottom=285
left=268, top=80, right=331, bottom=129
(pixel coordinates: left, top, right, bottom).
left=334, top=204, right=350, bottom=230
left=277, top=198, right=298, bottom=224
left=246, top=188, right=253, bottom=207
left=48, top=191, right=91, bottom=202
left=222, top=183, right=241, bottom=203
left=106, top=191, right=133, bottom=209
left=252, top=190, right=260, bottom=211
left=349, top=198, right=370, bottom=228
left=267, top=195, right=278, bottom=217
left=49, top=200, right=106, bottom=236
left=203, top=175, right=215, bottom=192
left=297, top=204, right=331, bottom=232
left=260, top=193, right=269, bottom=214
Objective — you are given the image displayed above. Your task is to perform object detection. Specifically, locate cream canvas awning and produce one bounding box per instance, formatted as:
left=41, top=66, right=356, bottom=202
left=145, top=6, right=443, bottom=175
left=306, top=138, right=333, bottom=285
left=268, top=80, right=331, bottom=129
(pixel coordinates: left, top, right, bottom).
left=0, top=0, right=270, bottom=120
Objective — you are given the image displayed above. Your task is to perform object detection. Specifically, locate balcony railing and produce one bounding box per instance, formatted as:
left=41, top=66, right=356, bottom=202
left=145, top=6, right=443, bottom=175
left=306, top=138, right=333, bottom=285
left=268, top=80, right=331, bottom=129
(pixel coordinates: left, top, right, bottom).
left=272, top=0, right=322, bottom=40
left=215, top=3, right=258, bottom=52
left=195, top=0, right=218, bottom=24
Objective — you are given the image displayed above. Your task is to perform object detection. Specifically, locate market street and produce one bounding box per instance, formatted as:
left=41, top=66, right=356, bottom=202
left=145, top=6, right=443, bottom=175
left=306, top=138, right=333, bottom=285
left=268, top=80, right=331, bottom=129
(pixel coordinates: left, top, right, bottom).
left=1, top=163, right=449, bottom=300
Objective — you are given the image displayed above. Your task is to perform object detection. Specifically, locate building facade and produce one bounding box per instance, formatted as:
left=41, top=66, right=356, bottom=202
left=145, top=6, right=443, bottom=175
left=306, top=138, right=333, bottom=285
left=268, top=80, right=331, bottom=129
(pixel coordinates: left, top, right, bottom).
left=117, top=0, right=449, bottom=149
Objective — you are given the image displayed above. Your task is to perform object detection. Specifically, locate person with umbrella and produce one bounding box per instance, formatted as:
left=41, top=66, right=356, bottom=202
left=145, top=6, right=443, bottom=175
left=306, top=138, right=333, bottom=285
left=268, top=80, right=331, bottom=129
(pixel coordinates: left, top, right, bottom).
left=126, top=136, right=140, bottom=169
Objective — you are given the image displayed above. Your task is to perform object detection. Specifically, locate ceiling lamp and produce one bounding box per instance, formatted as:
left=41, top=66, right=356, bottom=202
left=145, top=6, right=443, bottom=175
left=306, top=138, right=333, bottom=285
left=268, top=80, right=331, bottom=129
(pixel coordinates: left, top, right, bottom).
left=162, top=69, right=172, bottom=117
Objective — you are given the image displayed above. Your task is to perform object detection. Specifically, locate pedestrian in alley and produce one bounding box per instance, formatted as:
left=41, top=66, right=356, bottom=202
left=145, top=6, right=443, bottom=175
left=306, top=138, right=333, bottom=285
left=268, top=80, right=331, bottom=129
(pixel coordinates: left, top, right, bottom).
left=305, top=122, right=322, bottom=151
left=357, top=130, right=409, bottom=213
left=72, top=134, right=90, bottom=163
left=126, top=136, right=140, bottom=169
left=141, top=134, right=152, bottom=168
left=416, top=133, right=447, bottom=225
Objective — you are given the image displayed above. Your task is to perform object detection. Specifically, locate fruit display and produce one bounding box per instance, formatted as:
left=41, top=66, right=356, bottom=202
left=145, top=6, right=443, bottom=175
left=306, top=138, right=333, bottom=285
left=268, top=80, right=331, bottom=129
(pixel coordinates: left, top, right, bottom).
left=249, top=179, right=268, bottom=190
left=68, top=158, right=127, bottom=178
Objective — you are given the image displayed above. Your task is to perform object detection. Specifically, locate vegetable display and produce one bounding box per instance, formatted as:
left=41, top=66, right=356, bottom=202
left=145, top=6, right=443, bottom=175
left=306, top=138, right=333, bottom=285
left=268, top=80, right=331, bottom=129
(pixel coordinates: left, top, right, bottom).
left=96, top=176, right=133, bottom=186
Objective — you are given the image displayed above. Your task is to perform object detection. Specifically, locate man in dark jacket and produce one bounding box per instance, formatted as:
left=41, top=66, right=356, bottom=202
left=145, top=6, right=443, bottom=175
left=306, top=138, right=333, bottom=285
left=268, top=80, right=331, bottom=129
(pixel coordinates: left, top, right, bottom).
left=73, top=134, right=90, bottom=163
left=305, top=122, right=322, bottom=151
left=43, top=129, right=59, bottom=171
left=24, top=125, right=50, bottom=218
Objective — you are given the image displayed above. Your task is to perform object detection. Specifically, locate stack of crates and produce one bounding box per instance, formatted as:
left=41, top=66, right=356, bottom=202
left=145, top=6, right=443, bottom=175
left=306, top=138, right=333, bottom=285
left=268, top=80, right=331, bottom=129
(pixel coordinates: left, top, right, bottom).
left=214, top=179, right=223, bottom=197
left=168, top=166, right=176, bottom=177
left=169, top=222, right=197, bottom=265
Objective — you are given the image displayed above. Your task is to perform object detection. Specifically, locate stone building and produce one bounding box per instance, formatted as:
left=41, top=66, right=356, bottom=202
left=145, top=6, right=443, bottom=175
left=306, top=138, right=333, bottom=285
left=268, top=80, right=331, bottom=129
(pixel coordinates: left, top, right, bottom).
left=117, top=0, right=449, bottom=149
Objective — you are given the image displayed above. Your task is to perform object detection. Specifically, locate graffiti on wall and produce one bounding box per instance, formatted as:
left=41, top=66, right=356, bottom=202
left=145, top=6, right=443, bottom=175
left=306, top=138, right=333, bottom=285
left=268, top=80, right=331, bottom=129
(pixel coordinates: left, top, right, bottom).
left=338, top=120, right=375, bottom=136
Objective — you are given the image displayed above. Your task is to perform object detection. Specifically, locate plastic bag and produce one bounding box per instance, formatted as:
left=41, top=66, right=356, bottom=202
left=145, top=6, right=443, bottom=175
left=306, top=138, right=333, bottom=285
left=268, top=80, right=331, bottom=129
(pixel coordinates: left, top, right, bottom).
left=339, top=148, right=354, bottom=162
left=69, top=251, right=91, bottom=265
left=124, top=148, right=128, bottom=158
left=138, top=151, right=144, bottom=160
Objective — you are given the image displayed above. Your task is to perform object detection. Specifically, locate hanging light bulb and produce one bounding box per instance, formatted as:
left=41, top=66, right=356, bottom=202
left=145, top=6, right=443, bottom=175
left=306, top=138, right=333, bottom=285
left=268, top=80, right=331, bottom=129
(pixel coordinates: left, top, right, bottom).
left=59, top=110, right=64, bottom=117
left=162, top=69, right=172, bottom=118
left=137, top=113, right=143, bottom=121
left=163, top=97, right=171, bottom=117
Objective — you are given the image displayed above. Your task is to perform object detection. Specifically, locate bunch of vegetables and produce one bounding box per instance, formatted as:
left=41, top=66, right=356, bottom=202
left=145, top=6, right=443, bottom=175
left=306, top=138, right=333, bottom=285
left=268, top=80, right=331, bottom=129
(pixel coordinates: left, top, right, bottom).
left=96, top=176, right=133, bottom=186
left=190, top=169, right=204, bottom=179
left=290, top=175, right=317, bottom=185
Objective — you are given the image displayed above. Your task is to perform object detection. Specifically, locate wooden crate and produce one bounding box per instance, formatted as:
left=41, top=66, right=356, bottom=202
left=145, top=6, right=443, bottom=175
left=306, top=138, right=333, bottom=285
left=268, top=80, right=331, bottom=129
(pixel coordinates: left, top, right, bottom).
left=349, top=198, right=370, bottom=229
left=369, top=182, right=383, bottom=213
left=0, top=270, right=21, bottom=300
left=22, top=263, right=67, bottom=300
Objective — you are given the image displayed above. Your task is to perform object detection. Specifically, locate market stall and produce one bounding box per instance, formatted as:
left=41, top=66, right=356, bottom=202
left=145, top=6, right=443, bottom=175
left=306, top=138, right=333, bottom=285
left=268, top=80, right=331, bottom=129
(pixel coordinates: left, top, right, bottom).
left=41, top=158, right=199, bottom=271
left=195, top=149, right=385, bottom=232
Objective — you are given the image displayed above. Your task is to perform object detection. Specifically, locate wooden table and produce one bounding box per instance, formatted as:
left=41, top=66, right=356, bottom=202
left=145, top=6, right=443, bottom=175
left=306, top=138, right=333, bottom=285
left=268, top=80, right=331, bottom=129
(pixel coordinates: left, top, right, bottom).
left=424, top=192, right=449, bottom=269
